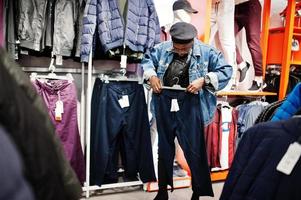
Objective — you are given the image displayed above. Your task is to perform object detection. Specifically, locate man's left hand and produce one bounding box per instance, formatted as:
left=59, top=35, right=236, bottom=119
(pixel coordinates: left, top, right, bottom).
left=186, top=77, right=205, bottom=94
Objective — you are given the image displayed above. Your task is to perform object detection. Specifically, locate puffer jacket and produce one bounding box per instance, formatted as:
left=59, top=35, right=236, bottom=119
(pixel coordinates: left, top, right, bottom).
left=271, top=83, right=301, bottom=121
left=17, top=0, right=48, bottom=51
left=0, top=48, right=82, bottom=200
left=80, top=0, right=161, bottom=62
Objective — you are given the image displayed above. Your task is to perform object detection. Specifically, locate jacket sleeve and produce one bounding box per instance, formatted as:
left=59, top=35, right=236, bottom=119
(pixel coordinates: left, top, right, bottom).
left=80, top=0, right=97, bottom=63
left=141, top=45, right=161, bottom=80
left=145, top=0, right=161, bottom=52
left=207, top=48, right=233, bottom=91
left=271, top=83, right=301, bottom=121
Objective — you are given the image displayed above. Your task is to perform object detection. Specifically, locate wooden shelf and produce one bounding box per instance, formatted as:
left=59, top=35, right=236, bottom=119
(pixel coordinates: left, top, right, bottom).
left=291, top=60, right=301, bottom=65
left=216, top=91, right=277, bottom=96
left=294, top=26, right=301, bottom=30
left=269, top=27, right=285, bottom=32
left=269, top=27, right=301, bottom=34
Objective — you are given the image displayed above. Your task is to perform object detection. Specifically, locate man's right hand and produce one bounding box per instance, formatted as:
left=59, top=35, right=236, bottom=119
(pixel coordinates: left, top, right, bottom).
left=149, top=76, right=162, bottom=93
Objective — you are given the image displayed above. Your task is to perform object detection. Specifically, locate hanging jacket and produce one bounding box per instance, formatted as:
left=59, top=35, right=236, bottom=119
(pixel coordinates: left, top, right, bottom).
left=17, top=0, right=48, bottom=51
left=0, top=48, right=82, bottom=200
left=53, top=0, right=79, bottom=56
left=271, top=83, right=301, bottom=121
left=0, top=0, right=4, bottom=47
left=255, top=99, right=286, bottom=124
left=220, top=117, right=301, bottom=200
left=5, top=0, right=19, bottom=59
left=75, top=0, right=87, bottom=57
left=80, top=0, right=161, bottom=62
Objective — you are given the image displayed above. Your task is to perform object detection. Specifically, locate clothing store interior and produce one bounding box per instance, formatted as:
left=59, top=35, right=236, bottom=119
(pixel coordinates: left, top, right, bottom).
left=1, top=0, right=301, bottom=200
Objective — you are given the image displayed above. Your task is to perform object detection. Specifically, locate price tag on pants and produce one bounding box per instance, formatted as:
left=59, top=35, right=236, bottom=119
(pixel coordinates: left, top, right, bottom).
left=118, top=95, right=130, bottom=108
left=170, top=99, right=180, bottom=112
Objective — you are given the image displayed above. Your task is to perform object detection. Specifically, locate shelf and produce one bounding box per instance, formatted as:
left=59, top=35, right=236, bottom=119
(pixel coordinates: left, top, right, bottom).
left=291, top=60, right=301, bottom=65
left=269, top=27, right=301, bottom=34
left=269, top=27, right=284, bottom=32
left=216, top=91, right=277, bottom=96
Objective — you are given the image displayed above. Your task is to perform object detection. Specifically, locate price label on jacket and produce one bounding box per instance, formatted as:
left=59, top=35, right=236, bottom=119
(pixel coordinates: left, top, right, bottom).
left=277, top=142, right=301, bottom=175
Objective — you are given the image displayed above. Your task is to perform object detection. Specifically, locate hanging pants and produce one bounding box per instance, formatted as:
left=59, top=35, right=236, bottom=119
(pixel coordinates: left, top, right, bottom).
left=32, top=79, right=86, bottom=184
left=153, top=90, right=213, bottom=196
left=91, top=79, right=156, bottom=186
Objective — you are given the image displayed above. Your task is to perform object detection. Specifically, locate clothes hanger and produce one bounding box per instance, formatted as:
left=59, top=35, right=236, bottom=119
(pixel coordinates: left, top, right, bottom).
left=99, top=51, right=143, bottom=84
left=161, top=77, right=186, bottom=91
left=30, top=53, right=74, bottom=82
left=99, top=73, right=141, bottom=83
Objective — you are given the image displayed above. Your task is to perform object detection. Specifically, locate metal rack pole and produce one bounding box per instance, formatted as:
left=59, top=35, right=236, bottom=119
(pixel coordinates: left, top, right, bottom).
left=85, top=48, right=93, bottom=198
left=80, top=63, right=86, bottom=158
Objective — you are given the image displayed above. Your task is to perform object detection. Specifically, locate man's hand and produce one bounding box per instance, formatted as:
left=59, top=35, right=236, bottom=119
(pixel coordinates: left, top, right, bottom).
left=186, top=77, right=205, bottom=94
left=149, top=76, right=162, bottom=93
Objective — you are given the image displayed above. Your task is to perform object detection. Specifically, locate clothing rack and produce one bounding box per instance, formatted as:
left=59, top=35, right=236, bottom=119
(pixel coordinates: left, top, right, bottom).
left=83, top=50, right=143, bottom=198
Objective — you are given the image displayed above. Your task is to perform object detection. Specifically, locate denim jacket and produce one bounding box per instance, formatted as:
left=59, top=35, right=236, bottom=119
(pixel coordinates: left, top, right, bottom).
left=142, top=38, right=232, bottom=125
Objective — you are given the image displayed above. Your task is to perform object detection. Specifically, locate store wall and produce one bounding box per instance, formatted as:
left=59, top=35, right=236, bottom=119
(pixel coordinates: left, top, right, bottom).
left=189, top=0, right=207, bottom=36
left=153, top=0, right=207, bottom=36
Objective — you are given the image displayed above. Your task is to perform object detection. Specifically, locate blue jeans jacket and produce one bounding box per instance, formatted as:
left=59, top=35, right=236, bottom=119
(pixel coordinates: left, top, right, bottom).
left=142, top=38, right=232, bottom=125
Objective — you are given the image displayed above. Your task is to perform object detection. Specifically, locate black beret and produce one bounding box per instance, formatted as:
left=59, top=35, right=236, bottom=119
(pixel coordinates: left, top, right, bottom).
left=170, top=22, right=197, bottom=44
left=173, top=0, right=198, bottom=14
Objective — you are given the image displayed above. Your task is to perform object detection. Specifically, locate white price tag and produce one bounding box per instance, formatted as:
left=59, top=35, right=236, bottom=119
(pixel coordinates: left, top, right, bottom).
left=122, top=95, right=130, bottom=108
left=20, top=49, right=29, bottom=55
left=56, top=55, right=63, bottom=66
left=55, top=107, right=62, bottom=121
left=277, top=142, right=301, bottom=175
left=56, top=100, right=64, bottom=114
left=120, top=55, right=127, bottom=69
left=118, top=95, right=130, bottom=108
left=170, top=99, right=180, bottom=112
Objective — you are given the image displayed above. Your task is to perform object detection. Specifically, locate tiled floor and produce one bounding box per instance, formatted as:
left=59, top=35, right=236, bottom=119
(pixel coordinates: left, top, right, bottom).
left=81, top=182, right=224, bottom=200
